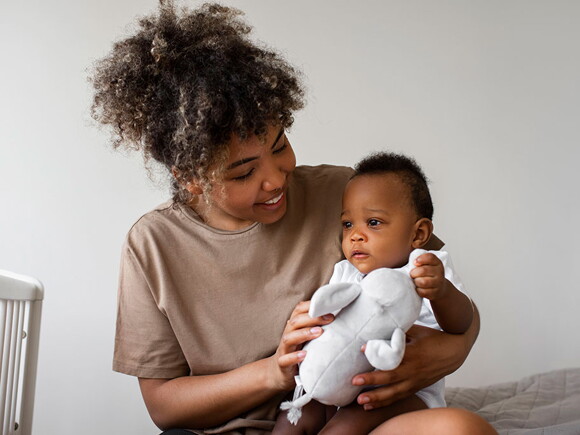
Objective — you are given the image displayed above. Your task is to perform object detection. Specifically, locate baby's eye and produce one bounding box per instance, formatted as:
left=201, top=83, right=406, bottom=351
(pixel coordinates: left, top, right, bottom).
left=342, top=221, right=352, bottom=230
left=368, top=219, right=380, bottom=227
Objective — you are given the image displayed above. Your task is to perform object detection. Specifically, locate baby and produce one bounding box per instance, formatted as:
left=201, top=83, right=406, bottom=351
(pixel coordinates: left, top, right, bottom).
left=273, top=151, right=474, bottom=434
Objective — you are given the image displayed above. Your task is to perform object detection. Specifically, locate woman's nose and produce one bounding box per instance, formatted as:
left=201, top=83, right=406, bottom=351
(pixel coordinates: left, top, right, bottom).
left=261, top=166, right=285, bottom=192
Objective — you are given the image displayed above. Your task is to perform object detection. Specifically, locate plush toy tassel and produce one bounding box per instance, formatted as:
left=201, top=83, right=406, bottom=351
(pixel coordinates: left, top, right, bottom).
left=280, top=376, right=312, bottom=425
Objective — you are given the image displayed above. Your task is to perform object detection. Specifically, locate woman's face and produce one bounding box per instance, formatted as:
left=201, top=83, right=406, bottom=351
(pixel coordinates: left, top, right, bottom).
left=192, top=125, right=296, bottom=231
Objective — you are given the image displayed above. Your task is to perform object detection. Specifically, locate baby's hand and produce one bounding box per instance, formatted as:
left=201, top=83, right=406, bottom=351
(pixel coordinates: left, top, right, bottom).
left=409, top=253, right=449, bottom=301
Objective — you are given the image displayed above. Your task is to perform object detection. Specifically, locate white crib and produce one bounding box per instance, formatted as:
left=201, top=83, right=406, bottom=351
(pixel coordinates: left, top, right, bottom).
left=0, top=270, right=43, bottom=435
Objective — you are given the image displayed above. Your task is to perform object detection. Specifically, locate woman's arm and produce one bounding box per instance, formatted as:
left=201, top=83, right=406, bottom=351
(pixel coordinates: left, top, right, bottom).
left=352, top=304, right=480, bottom=410
left=139, top=358, right=279, bottom=429
left=139, top=301, right=333, bottom=430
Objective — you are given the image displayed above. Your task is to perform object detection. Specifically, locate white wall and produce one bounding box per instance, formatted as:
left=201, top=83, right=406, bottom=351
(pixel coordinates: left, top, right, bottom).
left=1, top=1, right=579, bottom=433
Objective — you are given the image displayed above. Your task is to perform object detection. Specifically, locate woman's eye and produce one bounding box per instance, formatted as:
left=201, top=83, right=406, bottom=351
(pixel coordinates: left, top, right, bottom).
left=368, top=219, right=380, bottom=227
left=342, top=221, right=352, bottom=230
left=233, top=168, right=255, bottom=181
left=273, top=142, right=287, bottom=154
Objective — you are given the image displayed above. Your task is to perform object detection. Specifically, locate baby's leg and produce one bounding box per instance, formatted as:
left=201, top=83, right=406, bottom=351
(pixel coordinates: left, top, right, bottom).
left=272, top=399, right=337, bottom=435
left=318, top=395, right=427, bottom=435
left=369, top=408, right=497, bottom=435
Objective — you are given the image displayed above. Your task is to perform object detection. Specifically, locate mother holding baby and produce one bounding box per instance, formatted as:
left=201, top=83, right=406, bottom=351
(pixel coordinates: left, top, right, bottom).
left=91, top=3, right=494, bottom=434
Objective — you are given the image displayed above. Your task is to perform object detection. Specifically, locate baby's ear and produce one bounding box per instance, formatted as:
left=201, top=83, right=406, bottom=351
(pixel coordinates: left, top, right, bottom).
left=411, top=218, right=433, bottom=249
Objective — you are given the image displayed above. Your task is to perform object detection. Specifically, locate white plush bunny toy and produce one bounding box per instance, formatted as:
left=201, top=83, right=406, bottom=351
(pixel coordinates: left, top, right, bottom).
left=280, top=249, right=445, bottom=424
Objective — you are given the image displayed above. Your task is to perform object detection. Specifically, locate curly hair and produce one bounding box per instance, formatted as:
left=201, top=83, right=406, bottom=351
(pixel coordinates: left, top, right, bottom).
left=90, top=1, right=304, bottom=202
left=353, top=152, right=434, bottom=220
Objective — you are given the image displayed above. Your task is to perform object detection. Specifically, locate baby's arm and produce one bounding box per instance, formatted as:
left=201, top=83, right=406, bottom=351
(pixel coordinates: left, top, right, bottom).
left=410, top=253, right=473, bottom=334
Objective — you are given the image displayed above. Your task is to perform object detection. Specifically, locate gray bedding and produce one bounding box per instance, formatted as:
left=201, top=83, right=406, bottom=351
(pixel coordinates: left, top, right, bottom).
left=445, top=367, right=580, bottom=434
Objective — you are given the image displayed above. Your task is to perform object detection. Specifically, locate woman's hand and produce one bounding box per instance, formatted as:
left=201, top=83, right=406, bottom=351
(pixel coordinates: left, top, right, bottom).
left=352, top=306, right=480, bottom=410
left=268, top=300, right=334, bottom=391
left=139, top=302, right=334, bottom=429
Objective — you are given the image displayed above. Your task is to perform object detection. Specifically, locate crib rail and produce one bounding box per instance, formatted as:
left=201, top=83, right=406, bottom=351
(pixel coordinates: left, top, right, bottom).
left=0, top=271, right=43, bottom=435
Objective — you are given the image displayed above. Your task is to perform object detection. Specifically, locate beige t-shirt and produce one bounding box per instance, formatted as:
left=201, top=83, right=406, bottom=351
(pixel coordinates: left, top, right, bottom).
left=114, top=165, right=353, bottom=434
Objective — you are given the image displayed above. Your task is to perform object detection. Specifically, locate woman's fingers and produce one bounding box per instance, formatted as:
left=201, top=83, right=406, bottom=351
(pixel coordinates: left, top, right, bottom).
left=353, top=325, right=453, bottom=409
left=270, top=300, right=334, bottom=391
left=280, top=325, right=324, bottom=353
left=286, top=311, right=333, bottom=333
left=279, top=305, right=333, bottom=353
left=289, top=300, right=310, bottom=318
left=282, top=326, right=323, bottom=345
left=357, top=379, right=413, bottom=410
left=277, top=350, right=307, bottom=368
left=277, top=300, right=334, bottom=360
left=353, top=367, right=402, bottom=388
left=354, top=365, right=422, bottom=409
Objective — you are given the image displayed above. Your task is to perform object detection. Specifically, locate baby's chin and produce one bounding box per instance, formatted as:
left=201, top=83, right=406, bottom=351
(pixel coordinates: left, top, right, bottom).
left=354, top=261, right=406, bottom=275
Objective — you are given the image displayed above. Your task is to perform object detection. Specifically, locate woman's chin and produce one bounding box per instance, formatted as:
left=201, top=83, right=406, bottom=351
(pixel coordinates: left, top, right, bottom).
left=254, top=195, right=288, bottom=224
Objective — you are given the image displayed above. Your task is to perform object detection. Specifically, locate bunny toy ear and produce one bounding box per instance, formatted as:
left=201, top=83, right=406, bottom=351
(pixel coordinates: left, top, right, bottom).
left=309, top=282, right=362, bottom=319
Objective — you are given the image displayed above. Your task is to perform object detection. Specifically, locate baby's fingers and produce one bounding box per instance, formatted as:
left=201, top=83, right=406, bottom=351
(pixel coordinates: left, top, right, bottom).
left=410, top=264, right=440, bottom=279
left=413, top=276, right=438, bottom=289
left=414, top=253, right=441, bottom=267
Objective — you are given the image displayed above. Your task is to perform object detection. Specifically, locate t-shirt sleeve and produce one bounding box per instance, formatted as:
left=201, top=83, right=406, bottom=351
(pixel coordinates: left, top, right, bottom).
left=113, top=243, right=190, bottom=378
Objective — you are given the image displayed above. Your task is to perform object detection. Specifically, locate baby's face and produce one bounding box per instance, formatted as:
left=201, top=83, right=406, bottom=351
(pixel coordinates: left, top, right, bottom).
left=341, top=173, right=418, bottom=274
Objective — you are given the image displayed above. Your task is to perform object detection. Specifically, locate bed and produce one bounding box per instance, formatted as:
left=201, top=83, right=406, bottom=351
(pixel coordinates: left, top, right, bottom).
left=445, top=367, right=580, bottom=434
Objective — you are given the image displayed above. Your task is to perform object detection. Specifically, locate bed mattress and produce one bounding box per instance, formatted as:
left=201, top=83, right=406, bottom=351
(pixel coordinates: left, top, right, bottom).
left=446, top=367, right=580, bottom=434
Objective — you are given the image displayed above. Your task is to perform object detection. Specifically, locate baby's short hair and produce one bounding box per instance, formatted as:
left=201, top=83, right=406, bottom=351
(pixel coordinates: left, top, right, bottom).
left=353, top=152, right=434, bottom=220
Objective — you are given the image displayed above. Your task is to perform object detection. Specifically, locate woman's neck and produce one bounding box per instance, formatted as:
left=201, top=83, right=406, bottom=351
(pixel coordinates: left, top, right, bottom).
left=187, top=197, right=256, bottom=231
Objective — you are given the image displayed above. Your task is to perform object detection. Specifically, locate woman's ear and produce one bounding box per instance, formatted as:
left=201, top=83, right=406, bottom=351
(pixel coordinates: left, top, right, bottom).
left=411, top=218, right=434, bottom=249
left=171, top=167, right=203, bottom=195
left=185, top=181, right=203, bottom=195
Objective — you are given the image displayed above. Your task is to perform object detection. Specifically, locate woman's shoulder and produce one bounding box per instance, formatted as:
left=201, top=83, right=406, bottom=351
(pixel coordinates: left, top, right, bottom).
left=293, top=164, right=354, bottom=182
left=291, top=165, right=353, bottom=197
left=288, top=165, right=352, bottom=205
left=123, top=200, right=184, bottom=248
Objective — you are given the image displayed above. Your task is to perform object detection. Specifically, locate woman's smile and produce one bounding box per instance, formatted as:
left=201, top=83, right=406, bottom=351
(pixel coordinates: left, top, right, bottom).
left=263, top=192, right=284, bottom=205
left=256, top=191, right=286, bottom=211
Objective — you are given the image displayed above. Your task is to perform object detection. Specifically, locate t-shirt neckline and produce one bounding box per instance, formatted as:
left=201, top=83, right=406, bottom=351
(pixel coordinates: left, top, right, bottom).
left=176, top=203, right=262, bottom=235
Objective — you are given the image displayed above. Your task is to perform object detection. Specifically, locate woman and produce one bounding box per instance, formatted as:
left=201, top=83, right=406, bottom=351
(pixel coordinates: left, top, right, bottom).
left=91, top=3, right=491, bottom=434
